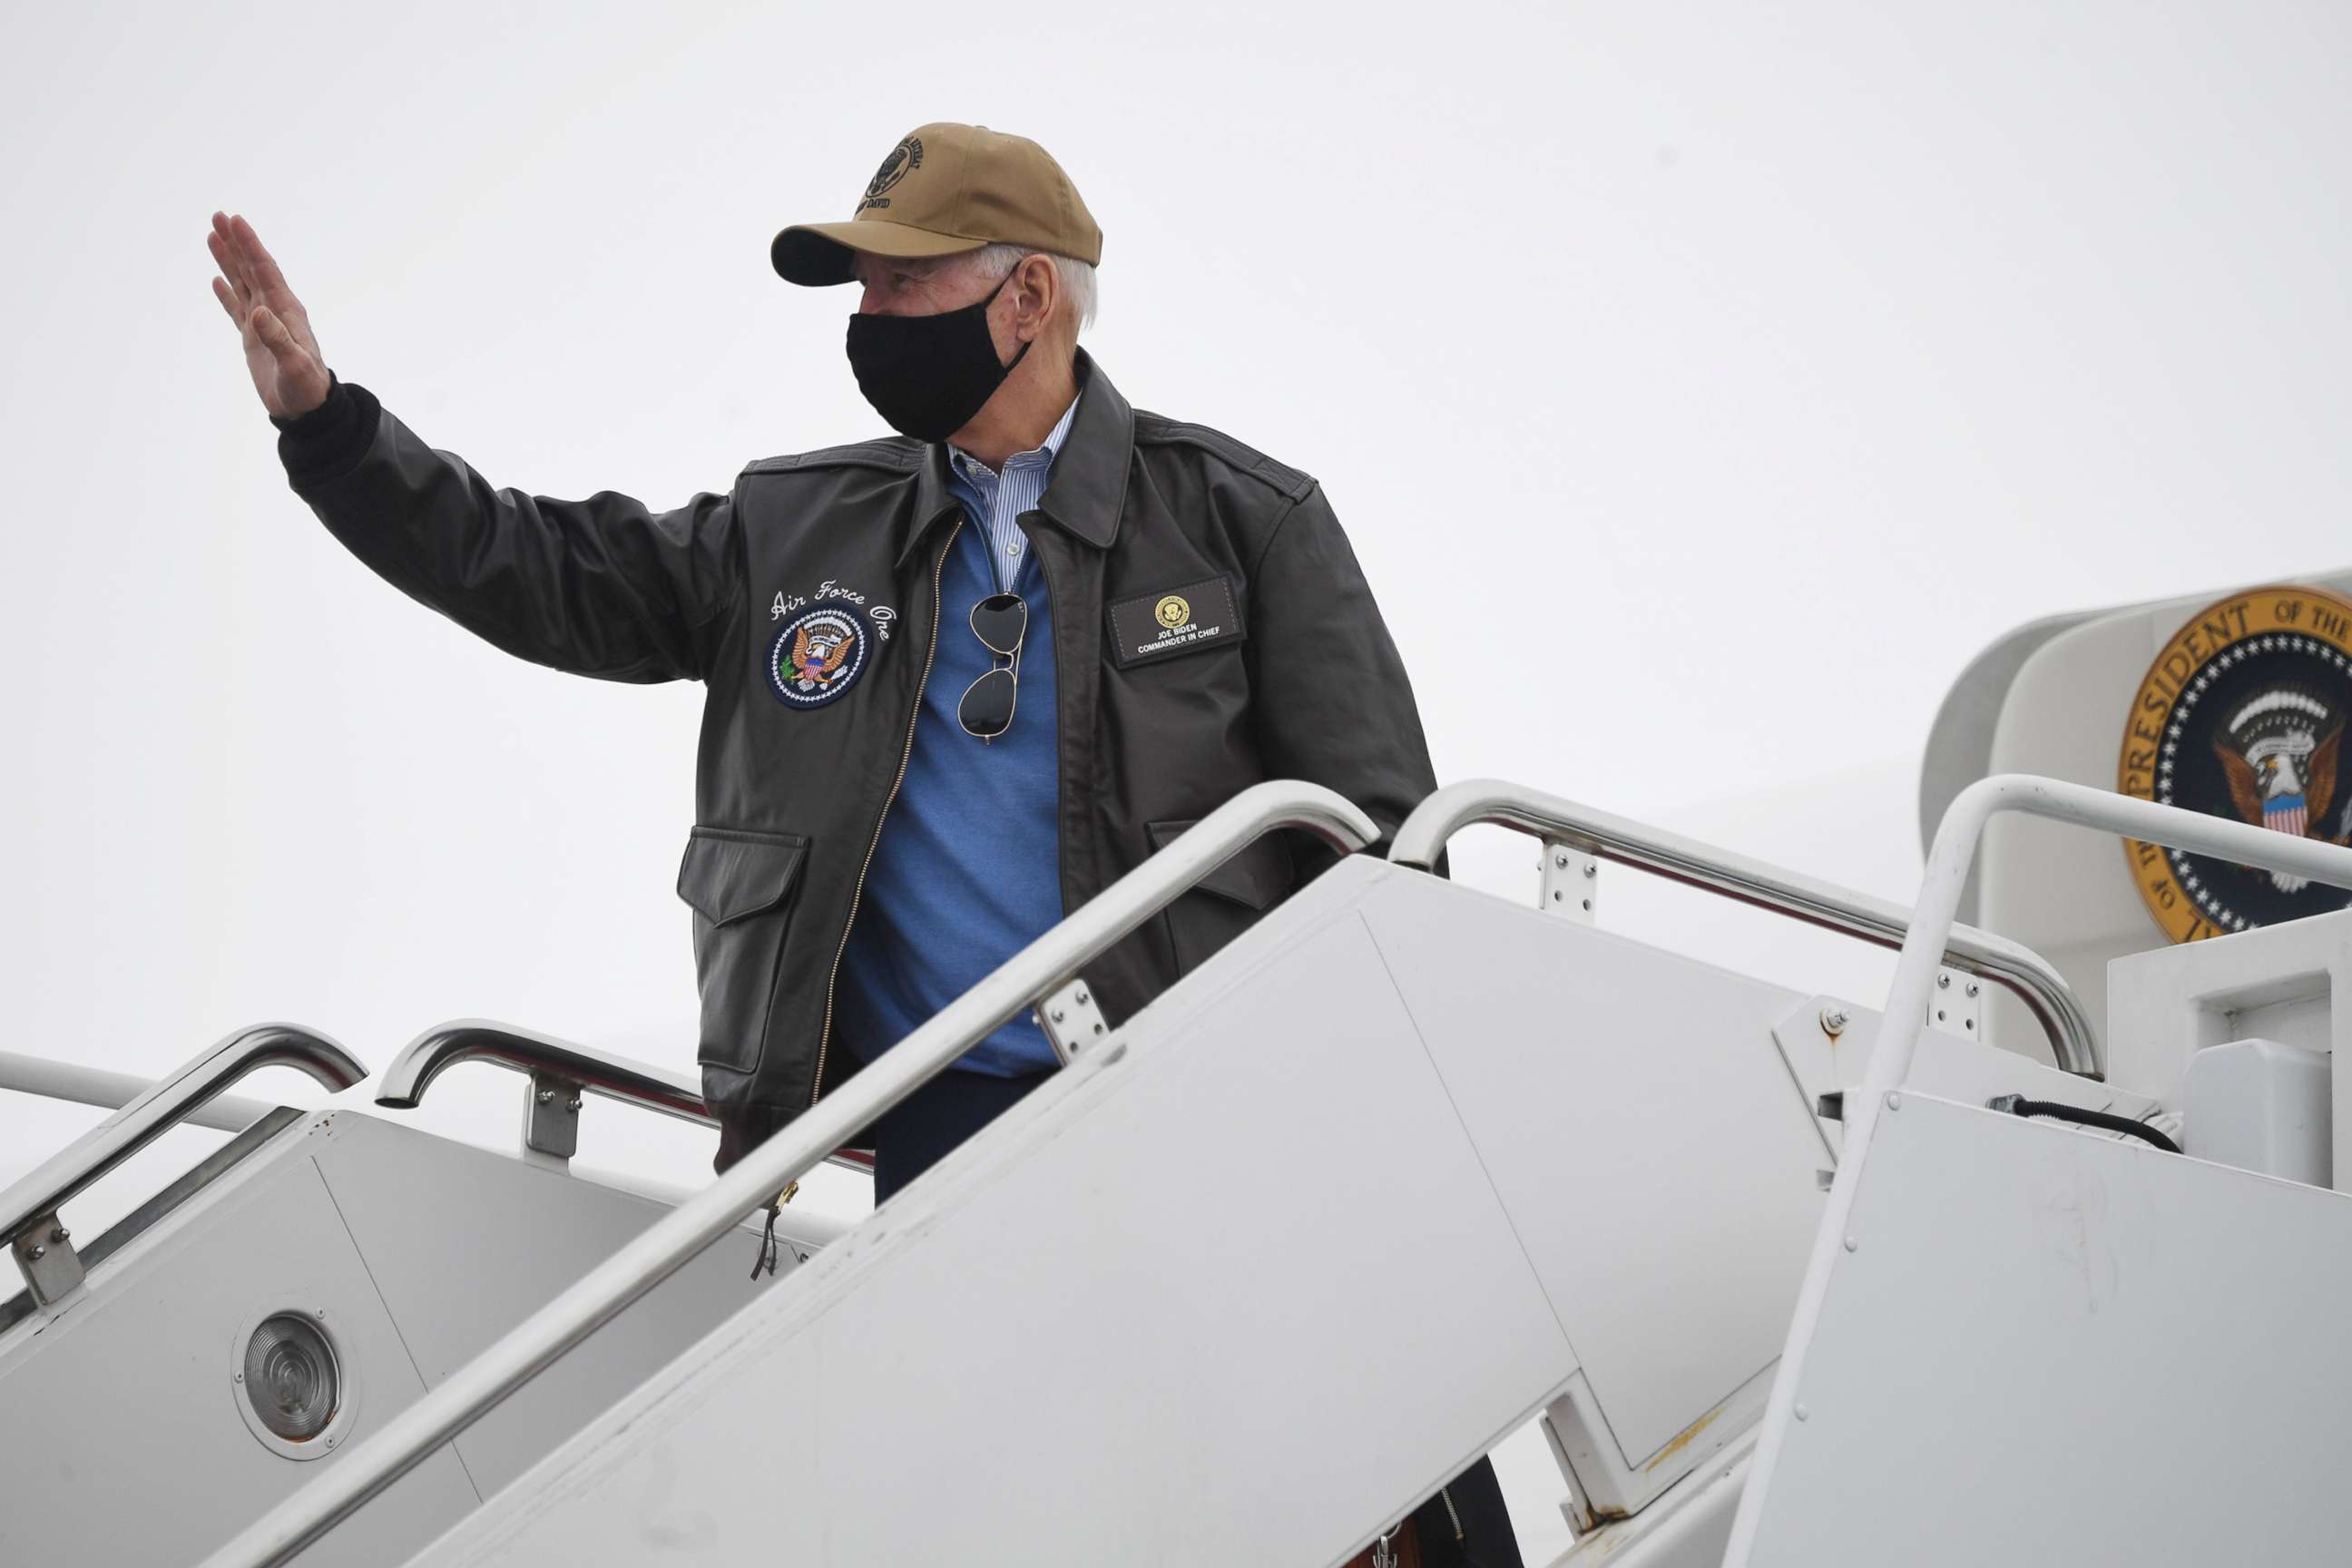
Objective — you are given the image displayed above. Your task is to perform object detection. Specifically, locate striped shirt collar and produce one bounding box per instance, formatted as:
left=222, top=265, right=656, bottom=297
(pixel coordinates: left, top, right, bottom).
left=944, top=394, right=1080, bottom=594
left=946, top=392, right=1081, bottom=487
left=897, top=350, right=1132, bottom=567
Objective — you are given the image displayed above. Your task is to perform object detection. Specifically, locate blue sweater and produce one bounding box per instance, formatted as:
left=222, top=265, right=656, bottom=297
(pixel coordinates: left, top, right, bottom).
left=832, top=401, right=1075, bottom=1077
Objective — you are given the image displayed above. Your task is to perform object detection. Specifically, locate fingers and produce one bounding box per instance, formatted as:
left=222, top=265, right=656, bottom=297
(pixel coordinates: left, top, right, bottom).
left=211, top=211, right=325, bottom=387
left=207, top=223, right=250, bottom=316
left=209, top=211, right=281, bottom=312
left=210, top=212, right=246, bottom=294
left=211, top=210, right=291, bottom=312
left=230, top=213, right=294, bottom=299
left=252, top=304, right=307, bottom=367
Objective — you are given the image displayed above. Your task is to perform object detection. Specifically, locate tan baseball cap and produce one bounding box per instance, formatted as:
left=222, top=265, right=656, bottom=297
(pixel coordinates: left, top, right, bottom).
left=771, top=122, right=1102, bottom=287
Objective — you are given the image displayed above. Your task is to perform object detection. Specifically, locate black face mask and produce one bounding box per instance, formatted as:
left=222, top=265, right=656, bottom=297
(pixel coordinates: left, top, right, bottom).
left=845, top=270, right=1033, bottom=443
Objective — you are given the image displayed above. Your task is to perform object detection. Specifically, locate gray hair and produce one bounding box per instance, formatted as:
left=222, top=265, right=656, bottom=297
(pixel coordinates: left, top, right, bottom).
left=967, top=241, right=1098, bottom=335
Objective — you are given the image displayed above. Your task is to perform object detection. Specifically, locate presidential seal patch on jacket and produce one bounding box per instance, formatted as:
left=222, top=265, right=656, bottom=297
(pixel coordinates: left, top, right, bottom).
left=2119, top=583, right=2352, bottom=942
left=767, top=605, right=869, bottom=708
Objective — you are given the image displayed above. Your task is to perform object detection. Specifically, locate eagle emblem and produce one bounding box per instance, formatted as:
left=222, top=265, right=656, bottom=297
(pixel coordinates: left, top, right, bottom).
left=790, top=622, right=854, bottom=689
left=2120, top=584, right=2352, bottom=942
left=766, top=607, right=870, bottom=710
left=2214, top=691, right=2346, bottom=891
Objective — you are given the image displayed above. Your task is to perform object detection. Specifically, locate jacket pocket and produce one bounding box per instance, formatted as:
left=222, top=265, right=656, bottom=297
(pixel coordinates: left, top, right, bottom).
left=1145, top=818, right=1294, bottom=976
left=677, top=826, right=811, bottom=1076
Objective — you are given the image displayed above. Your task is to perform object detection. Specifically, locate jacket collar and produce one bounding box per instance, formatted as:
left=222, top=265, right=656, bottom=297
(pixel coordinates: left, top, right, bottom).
left=1035, top=348, right=1130, bottom=552
left=895, top=348, right=1131, bottom=568
left=900, top=446, right=963, bottom=569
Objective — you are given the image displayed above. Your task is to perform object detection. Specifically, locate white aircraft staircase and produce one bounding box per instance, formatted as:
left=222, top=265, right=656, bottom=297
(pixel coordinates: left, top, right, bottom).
left=15, top=774, right=2352, bottom=1566
left=0, top=1025, right=850, bottom=1565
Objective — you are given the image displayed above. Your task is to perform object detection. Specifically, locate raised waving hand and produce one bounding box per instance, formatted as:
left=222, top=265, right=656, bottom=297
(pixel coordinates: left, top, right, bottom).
left=209, top=211, right=332, bottom=419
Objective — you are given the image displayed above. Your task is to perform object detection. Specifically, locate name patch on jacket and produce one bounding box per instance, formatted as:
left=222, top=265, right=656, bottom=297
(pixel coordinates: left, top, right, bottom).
left=1107, top=576, right=1245, bottom=669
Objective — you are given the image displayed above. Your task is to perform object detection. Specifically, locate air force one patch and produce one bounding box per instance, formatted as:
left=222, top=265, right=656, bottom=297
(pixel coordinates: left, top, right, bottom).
left=767, top=606, right=870, bottom=709
left=1107, top=575, right=1244, bottom=669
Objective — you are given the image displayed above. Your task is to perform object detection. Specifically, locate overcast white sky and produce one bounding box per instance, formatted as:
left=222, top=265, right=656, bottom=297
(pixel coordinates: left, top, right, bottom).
left=6, top=1, right=2351, bottom=1556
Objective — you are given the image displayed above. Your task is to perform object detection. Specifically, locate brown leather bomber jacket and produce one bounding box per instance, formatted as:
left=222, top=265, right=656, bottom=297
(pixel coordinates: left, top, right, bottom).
left=270, top=349, right=1440, bottom=1169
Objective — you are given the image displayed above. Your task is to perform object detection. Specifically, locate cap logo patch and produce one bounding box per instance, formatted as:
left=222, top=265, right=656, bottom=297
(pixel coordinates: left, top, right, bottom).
left=859, top=137, right=922, bottom=213
left=767, top=606, right=871, bottom=709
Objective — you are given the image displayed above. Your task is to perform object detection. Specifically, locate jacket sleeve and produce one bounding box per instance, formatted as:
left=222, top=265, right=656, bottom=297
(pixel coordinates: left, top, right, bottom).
left=270, top=371, right=739, bottom=683
left=1244, top=483, right=1443, bottom=872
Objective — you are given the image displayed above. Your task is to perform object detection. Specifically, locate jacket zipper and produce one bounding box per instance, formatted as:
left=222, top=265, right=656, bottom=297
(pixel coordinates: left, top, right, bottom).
left=1029, top=532, right=1077, bottom=926
left=1440, top=1485, right=1464, bottom=1541
left=808, top=514, right=965, bottom=1109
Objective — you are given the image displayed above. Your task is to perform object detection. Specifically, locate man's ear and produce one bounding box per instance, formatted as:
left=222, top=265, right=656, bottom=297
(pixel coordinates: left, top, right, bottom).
left=1013, top=253, right=1058, bottom=342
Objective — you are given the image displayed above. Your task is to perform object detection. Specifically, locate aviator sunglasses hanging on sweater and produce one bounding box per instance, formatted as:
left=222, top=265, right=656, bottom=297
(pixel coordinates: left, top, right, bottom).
left=960, top=592, right=1027, bottom=741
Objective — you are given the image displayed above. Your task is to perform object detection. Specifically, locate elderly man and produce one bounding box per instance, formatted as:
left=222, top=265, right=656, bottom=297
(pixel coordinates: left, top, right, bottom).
left=211, top=121, right=1516, bottom=1566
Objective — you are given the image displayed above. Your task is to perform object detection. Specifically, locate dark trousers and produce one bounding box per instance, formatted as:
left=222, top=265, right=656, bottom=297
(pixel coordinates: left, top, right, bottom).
left=865, top=1061, right=1524, bottom=1567
left=869, top=1063, right=1053, bottom=1204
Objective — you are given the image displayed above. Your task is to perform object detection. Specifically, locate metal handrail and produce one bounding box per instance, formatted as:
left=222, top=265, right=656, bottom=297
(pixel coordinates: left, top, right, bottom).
left=2, top=1024, right=363, bottom=1305
left=1728, top=776, right=2352, bottom=1556
left=199, top=779, right=1377, bottom=1568
left=1387, top=778, right=2104, bottom=1079
left=377, top=1020, right=710, bottom=1121
left=1867, top=774, right=2352, bottom=1104
left=372, top=1019, right=877, bottom=1172
left=0, top=1023, right=363, bottom=1242
left=0, top=1049, right=272, bottom=1134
